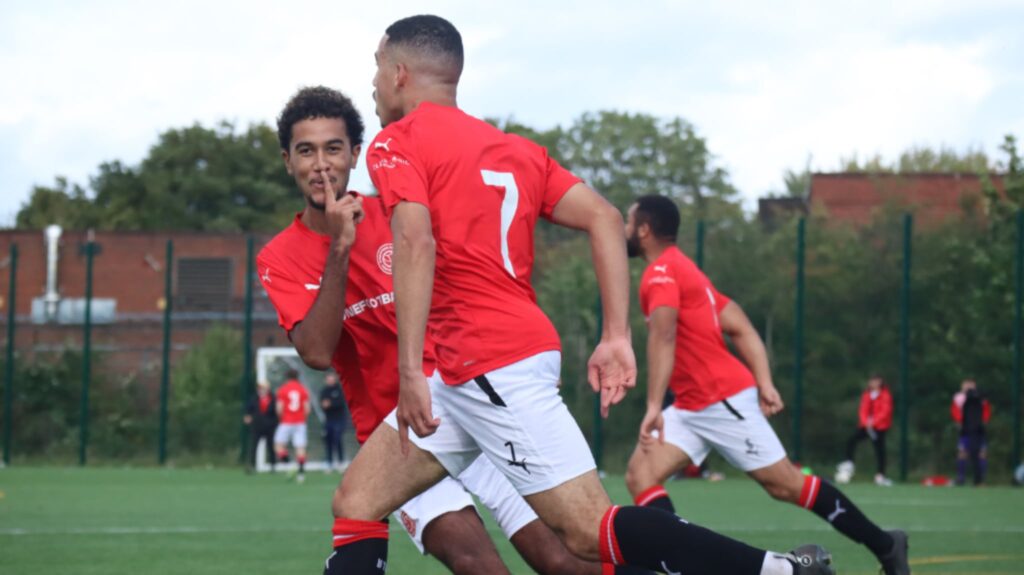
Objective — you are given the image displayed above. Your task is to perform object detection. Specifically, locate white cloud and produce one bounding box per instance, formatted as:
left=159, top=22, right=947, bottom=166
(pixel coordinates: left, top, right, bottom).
left=1, top=0, right=1021, bottom=222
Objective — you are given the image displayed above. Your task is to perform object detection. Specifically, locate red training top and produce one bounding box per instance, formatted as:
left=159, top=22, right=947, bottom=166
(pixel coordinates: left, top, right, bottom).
left=857, top=386, right=893, bottom=430
left=258, top=197, right=435, bottom=442
left=369, top=102, right=580, bottom=384
left=275, top=379, right=309, bottom=425
left=639, top=246, right=756, bottom=411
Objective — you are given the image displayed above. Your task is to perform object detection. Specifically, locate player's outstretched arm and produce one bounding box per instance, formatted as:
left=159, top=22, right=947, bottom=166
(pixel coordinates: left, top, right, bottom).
left=550, top=183, right=636, bottom=416
left=720, top=300, right=782, bottom=416
left=289, top=176, right=363, bottom=370
left=391, top=201, right=440, bottom=452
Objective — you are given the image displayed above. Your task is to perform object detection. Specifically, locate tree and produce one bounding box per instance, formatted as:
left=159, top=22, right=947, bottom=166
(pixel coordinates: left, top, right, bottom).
left=15, top=122, right=297, bottom=232
left=839, top=145, right=992, bottom=174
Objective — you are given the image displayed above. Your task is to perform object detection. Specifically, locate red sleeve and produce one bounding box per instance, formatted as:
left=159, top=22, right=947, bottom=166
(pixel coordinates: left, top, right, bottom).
left=712, top=287, right=732, bottom=313
left=875, top=390, right=893, bottom=430
left=540, top=154, right=583, bottom=220
left=858, top=392, right=870, bottom=428
left=642, top=273, right=679, bottom=315
left=257, top=250, right=315, bottom=333
left=951, top=399, right=962, bottom=424
left=983, top=400, right=992, bottom=423
left=367, top=128, right=430, bottom=215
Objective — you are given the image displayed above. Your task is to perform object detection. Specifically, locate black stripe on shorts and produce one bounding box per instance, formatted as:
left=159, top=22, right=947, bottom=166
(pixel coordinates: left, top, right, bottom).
left=474, top=375, right=507, bottom=407
left=721, top=398, right=745, bottom=420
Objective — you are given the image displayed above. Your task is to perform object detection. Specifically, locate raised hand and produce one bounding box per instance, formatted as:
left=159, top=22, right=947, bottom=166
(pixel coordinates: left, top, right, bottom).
left=320, top=168, right=364, bottom=247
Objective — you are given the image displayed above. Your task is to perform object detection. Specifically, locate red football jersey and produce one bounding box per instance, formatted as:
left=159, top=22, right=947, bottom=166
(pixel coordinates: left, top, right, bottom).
left=639, top=246, right=755, bottom=411
left=275, top=379, right=309, bottom=424
left=258, top=197, right=434, bottom=442
left=369, top=102, right=581, bottom=384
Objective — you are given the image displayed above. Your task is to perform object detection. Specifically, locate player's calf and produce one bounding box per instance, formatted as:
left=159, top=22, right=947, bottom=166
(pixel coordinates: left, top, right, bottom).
left=601, top=505, right=826, bottom=574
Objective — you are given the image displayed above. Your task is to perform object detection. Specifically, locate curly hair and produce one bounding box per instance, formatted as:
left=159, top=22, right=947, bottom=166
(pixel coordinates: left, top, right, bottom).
left=276, top=86, right=364, bottom=151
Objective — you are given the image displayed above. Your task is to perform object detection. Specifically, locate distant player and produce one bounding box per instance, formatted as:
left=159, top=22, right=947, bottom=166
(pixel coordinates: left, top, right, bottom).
left=621, top=194, right=908, bottom=575
left=952, top=379, right=991, bottom=486
left=835, top=375, right=893, bottom=486
left=326, top=15, right=833, bottom=575
left=259, top=85, right=634, bottom=574
left=274, top=368, right=310, bottom=482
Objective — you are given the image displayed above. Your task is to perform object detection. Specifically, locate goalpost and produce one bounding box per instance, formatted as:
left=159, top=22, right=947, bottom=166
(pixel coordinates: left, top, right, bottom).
left=253, top=347, right=353, bottom=473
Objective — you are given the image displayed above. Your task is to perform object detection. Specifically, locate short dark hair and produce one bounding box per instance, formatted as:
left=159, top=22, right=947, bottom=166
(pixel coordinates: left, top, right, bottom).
left=385, top=15, right=463, bottom=75
left=634, top=195, right=680, bottom=242
left=285, top=368, right=300, bottom=380
left=276, top=86, right=364, bottom=151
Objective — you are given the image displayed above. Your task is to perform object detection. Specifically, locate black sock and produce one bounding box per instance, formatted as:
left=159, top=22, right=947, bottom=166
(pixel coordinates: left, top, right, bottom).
left=633, top=485, right=676, bottom=514
left=603, top=506, right=765, bottom=574
left=804, top=475, right=893, bottom=557
left=323, top=539, right=388, bottom=574
left=325, top=519, right=389, bottom=574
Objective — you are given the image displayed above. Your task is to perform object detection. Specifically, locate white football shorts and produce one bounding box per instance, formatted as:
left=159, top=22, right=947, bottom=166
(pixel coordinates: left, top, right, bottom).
left=273, top=423, right=308, bottom=449
left=662, top=386, right=787, bottom=472
left=385, top=351, right=596, bottom=496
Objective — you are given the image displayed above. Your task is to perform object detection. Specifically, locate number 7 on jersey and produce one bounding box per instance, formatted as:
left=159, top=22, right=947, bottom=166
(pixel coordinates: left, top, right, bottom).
left=481, top=170, right=519, bottom=277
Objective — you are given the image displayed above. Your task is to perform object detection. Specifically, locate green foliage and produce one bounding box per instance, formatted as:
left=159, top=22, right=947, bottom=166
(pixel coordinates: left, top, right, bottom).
left=839, top=144, right=992, bottom=174
left=168, top=324, right=242, bottom=458
left=15, top=122, right=296, bottom=232
left=1, top=349, right=153, bottom=462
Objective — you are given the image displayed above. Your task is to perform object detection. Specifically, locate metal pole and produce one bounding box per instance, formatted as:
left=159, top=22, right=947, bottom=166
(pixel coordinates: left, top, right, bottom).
left=793, top=218, right=806, bottom=461
left=158, top=240, right=173, bottom=464
left=3, top=244, right=18, bottom=466
left=899, top=214, right=913, bottom=481
left=695, top=220, right=706, bottom=269
left=1013, top=209, right=1023, bottom=468
left=79, top=240, right=95, bottom=466
left=591, top=295, right=604, bottom=470
left=240, top=236, right=254, bottom=463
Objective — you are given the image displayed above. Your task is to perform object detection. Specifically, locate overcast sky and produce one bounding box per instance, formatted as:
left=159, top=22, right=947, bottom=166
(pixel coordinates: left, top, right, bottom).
left=2, top=0, right=1022, bottom=226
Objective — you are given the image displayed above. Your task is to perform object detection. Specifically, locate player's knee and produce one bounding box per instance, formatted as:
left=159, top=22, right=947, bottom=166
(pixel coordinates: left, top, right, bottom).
left=331, top=483, right=374, bottom=520
left=560, top=526, right=600, bottom=561
left=624, top=458, right=656, bottom=497
left=533, top=548, right=587, bottom=575
left=443, top=549, right=502, bottom=575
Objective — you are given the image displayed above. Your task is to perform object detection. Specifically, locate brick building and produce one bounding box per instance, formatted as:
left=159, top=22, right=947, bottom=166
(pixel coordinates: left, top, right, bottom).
left=0, top=228, right=287, bottom=387
left=758, top=172, right=1007, bottom=228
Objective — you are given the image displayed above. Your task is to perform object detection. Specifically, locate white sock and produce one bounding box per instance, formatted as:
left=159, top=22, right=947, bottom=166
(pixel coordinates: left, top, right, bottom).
left=760, top=552, right=795, bottom=575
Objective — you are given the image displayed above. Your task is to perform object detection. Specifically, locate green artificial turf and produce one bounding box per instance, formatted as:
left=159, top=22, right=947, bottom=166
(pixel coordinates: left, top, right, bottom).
left=0, top=467, right=1021, bottom=574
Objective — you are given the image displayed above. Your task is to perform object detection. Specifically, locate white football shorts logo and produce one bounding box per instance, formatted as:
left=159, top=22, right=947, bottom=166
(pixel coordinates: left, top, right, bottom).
left=376, top=243, right=393, bottom=275
left=373, top=138, right=393, bottom=152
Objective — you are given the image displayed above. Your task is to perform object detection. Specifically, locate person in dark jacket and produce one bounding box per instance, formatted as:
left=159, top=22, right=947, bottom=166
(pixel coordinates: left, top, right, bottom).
left=319, top=371, right=348, bottom=471
left=244, top=380, right=279, bottom=471
left=952, top=379, right=992, bottom=486
left=836, top=375, right=894, bottom=486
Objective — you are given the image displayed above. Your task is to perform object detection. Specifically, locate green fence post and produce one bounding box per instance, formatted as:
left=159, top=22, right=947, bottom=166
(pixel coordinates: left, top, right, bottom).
left=695, top=220, right=706, bottom=269
left=3, top=244, right=18, bottom=466
left=1013, top=209, right=1023, bottom=469
left=240, top=236, right=254, bottom=464
left=158, top=240, right=173, bottom=464
left=79, top=239, right=95, bottom=466
left=793, top=218, right=806, bottom=461
left=899, top=213, right=913, bottom=482
left=591, top=296, right=604, bottom=470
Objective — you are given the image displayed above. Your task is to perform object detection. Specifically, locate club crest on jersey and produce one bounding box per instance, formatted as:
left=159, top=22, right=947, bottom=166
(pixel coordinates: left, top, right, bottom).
left=399, top=510, right=417, bottom=536
left=376, top=243, right=393, bottom=275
